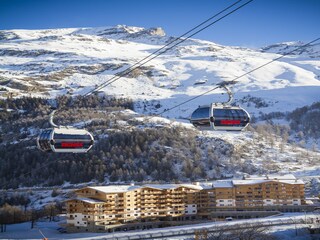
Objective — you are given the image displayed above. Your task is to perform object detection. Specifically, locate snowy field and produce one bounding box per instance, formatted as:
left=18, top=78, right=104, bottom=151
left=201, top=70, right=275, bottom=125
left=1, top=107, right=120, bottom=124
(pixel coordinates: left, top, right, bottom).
left=1, top=26, right=320, bottom=178
left=1, top=26, right=319, bottom=120
left=1, top=212, right=319, bottom=240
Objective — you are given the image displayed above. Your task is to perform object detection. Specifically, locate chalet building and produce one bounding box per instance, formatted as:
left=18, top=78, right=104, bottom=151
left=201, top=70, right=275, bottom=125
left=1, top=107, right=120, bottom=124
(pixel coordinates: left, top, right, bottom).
left=65, top=174, right=308, bottom=232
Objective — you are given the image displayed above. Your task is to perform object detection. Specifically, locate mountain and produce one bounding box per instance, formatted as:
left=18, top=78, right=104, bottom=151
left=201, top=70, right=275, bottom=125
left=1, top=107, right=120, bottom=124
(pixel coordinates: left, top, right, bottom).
left=261, top=41, right=320, bottom=58
left=0, top=26, right=319, bottom=189
left=1, top=25, right=319, bottom=116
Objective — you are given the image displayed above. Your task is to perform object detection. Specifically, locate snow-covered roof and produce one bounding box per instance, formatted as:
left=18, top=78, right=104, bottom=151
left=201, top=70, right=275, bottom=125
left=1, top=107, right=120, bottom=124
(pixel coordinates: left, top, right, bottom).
left=244, top=174, right=297, bottom=180
left=144, top=184, right=203, bottom=190
left=180, top=184, right=203, bottom=190
left=196, top=182, right=212, bottom=189
left=82, top=175, right=304, bottom=194
left=212, top=181, right=234, bottom=188
left=66, top=197, right=105, bottom=204
left=88, top=185, right=141, bottom=193
left=233, top=179, right=304, bottom=185
left=198, top=180, right=235, bottom=189
left=233, top=179, right=271, bottom=185
left=87, top=184, right=203, bottom=193
left=144, top=184, right=177, bottom=190
left=279, top=179, right=304, bottom=184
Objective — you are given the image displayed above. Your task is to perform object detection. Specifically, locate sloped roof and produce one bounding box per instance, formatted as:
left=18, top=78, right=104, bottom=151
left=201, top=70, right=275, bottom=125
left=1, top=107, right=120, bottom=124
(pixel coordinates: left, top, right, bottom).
left=86, top=183, right=203, bottom=193
left=141, top=184, right=203, bottom=190
left=233, top=179, right=270, bottom=185
left=244, top=174, right=296, bottom=180
left=88, top=185, right=141, bottom=193
left=233, top=179, right=304, bottom=185
left=78, top=174, right=303, bottom=194
left=144, top=184, right=178, bottom=190
left=66, top=197, right=105, bottom=204
left=212, top=181, right=234, bottom=188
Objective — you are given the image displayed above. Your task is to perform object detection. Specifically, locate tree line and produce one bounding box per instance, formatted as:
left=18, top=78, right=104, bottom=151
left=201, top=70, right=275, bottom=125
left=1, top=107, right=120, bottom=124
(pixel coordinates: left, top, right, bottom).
left=0, top=95, right=236, bottom=189
left=1, top=95, right=318, bottom=190
left=0, top=202, right=62, bottom=232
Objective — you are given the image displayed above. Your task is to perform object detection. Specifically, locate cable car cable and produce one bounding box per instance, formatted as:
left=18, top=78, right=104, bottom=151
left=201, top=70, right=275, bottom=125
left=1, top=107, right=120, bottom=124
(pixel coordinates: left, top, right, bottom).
left=50, top=0, right=252, bottom=121
left=139, top=37, right=320, bottom=123
left=83, top=0, right=245, bottom=97
left=8, top=0, right=253, bottom=189
left=83, top=0, right=254, bottom=96
left=36, top=0, right=253, bottom=151
left=8, top=37, right=318, bottom=190
left=14, top=0, right=251, bottom=179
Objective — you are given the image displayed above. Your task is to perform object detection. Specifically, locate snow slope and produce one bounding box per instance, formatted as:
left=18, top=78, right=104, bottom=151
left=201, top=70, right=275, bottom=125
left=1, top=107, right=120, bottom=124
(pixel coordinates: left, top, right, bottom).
left=0, top=25, right=319, bottom=120
left=0, top=26, right=319, bottom=183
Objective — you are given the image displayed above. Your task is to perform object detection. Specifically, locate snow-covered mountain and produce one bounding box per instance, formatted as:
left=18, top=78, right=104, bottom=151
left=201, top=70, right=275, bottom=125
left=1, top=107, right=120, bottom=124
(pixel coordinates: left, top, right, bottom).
left=0, top=25, right=319, bottom=120
left=0, top=26, right=320, bottom=187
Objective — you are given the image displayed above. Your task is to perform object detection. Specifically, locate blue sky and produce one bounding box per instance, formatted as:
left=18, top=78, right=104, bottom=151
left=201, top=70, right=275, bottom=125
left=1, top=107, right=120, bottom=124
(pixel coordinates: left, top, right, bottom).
left=0, top=0, right=319, bottom=47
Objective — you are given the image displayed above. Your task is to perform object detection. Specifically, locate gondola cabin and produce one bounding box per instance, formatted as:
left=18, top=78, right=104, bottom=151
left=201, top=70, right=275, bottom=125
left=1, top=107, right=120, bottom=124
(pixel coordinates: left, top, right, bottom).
left=37, top=128, right=94, bottom=153
left=190, top=104, right=250, bottom=131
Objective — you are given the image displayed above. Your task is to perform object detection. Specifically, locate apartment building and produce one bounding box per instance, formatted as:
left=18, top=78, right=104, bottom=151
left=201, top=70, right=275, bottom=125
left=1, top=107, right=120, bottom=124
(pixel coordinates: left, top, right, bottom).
left=66, top=184, right=202, bottom=232
left=65, top=174, right=307, bottom=232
